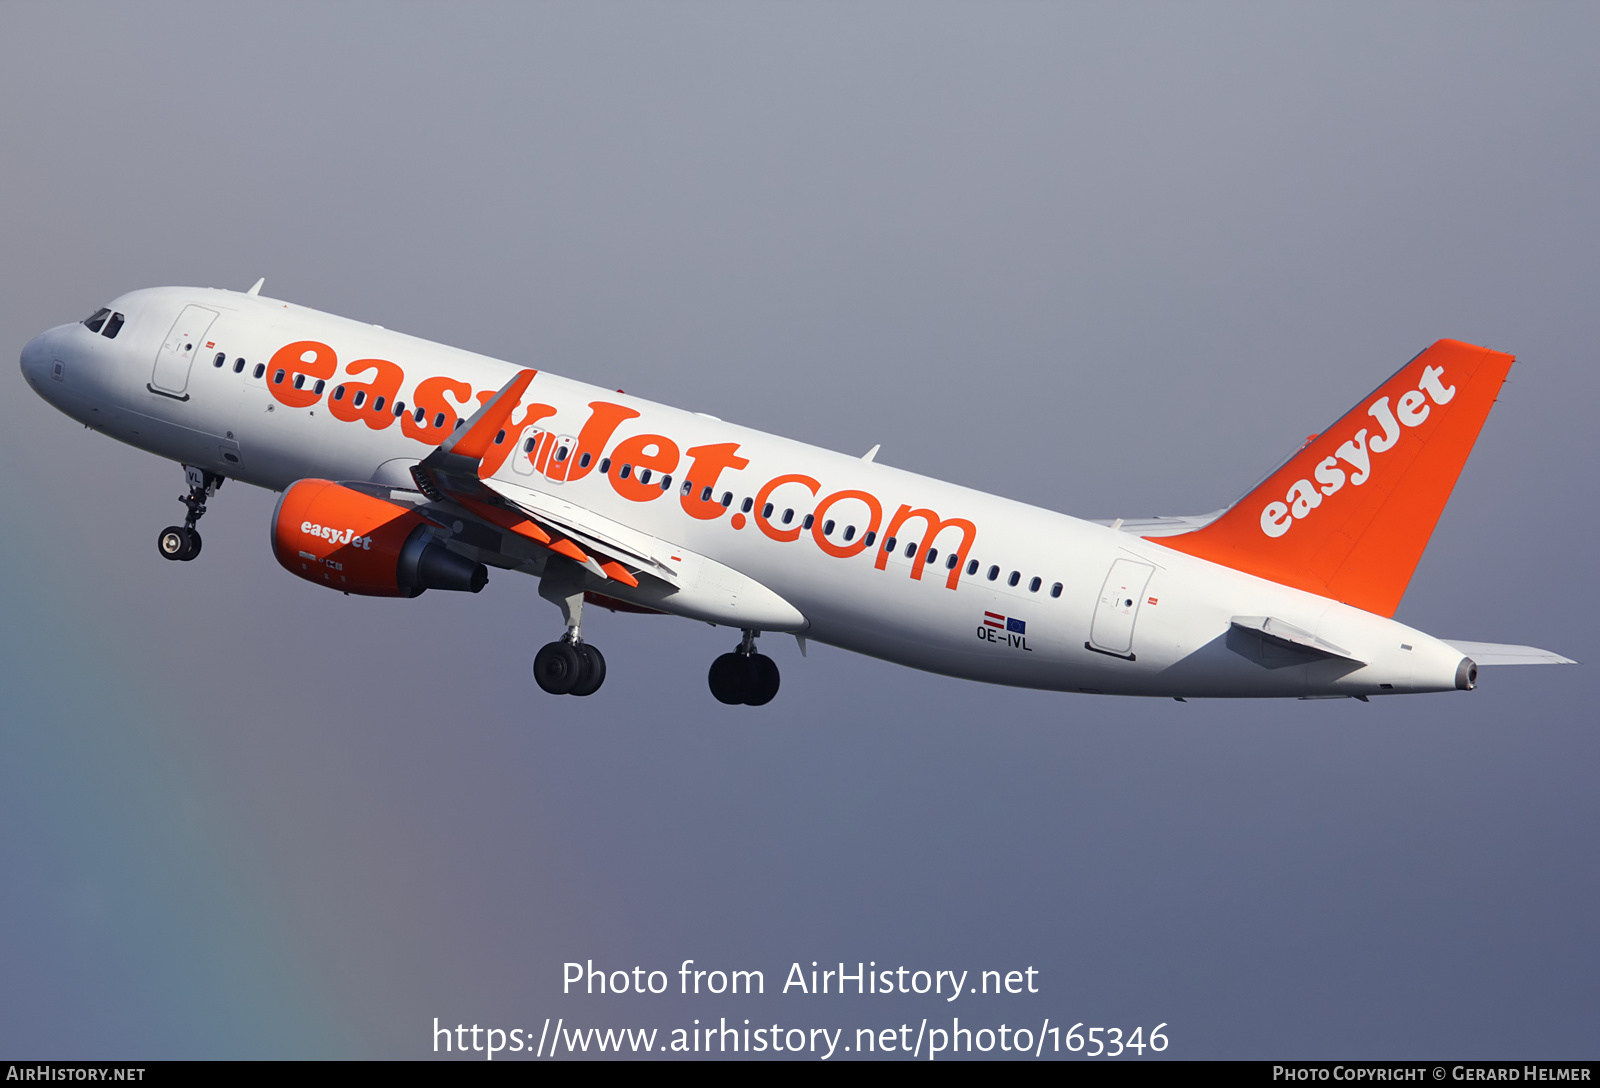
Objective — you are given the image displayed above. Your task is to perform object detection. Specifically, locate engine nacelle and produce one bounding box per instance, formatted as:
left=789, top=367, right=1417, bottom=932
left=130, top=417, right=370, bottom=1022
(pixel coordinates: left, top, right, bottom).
left=272, top=479, right=488, bottom=597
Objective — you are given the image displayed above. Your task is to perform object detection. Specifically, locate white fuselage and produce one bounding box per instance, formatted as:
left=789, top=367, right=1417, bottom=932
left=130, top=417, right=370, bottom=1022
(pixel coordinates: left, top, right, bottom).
left=21, top=286, right=1471, bottom=698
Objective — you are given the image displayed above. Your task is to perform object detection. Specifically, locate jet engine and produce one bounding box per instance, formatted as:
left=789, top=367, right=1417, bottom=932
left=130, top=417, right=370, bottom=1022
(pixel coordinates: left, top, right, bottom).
left=271, top=479, right=487, bottom=597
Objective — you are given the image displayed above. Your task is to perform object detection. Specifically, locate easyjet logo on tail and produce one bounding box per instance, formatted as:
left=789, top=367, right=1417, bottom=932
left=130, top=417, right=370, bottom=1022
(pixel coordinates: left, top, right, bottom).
left=1155, top=338, right=1514, bottom=618
left=1259, top=364, right=1456, bottom=538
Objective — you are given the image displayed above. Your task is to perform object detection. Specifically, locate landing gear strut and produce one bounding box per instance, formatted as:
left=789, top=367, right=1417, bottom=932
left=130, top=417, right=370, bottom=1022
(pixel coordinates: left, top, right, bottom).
left=709, top=629, right=780, bottom=706
left=158, top=465, right=222, bottom=562
left=533, top=556, right=607, bottom=696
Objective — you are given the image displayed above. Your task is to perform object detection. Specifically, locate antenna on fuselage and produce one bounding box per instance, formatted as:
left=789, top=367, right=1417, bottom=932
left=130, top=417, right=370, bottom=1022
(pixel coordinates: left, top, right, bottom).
left=861, top=444, right=880, bottom=463
left=246, top=277, right=265, bottom=297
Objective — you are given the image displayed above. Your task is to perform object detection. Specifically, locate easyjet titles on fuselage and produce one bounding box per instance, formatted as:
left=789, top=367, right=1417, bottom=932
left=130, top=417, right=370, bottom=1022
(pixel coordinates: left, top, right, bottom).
left=262, top=338, right=980, bottom=590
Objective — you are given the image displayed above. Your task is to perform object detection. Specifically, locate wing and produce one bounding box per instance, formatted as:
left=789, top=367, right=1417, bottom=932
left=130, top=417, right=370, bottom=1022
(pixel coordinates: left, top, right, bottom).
left=409, top=370, right=654, bottom=589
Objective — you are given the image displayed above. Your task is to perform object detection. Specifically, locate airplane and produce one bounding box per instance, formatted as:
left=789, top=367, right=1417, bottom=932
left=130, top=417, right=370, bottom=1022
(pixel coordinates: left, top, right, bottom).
left=19, top=281, right=1573, bottom=705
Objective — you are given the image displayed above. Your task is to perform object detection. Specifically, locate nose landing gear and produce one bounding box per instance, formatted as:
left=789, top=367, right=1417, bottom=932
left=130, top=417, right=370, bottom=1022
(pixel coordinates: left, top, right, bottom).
left=158, top=465, right=222, bottom=562
left=709, top=629, right=780, bottom=706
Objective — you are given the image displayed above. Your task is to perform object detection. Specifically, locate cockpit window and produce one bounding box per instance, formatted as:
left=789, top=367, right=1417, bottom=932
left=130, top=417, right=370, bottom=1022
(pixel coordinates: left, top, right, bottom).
left=102, top=312, right=124, bottom=338
left=82, top=307, right=111, bottom=333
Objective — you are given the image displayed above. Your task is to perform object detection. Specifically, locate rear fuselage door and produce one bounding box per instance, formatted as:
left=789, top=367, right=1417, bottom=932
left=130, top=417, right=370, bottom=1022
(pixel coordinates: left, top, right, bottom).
left=150, top=305, right=219, bottom=398
left=1089, top=558, right=1155, bottom=658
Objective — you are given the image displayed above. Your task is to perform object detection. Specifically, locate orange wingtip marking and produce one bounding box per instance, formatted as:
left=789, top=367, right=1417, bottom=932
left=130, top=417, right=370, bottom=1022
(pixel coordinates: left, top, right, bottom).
left=448, top=369, right=537, bottom=463
left=599, top=560, right=639, bottom=588
left=549, top=536, right=590, bottom=564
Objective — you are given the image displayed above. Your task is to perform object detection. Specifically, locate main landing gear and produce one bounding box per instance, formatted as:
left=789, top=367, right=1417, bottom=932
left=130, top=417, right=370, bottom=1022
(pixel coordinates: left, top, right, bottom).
left=158, top=465, right=222, bottom=562
left=708, top=629, right=780, bottom=706
left=533, top=556, right=607, bottom=697
left=533, top=638, right=607, bottom=697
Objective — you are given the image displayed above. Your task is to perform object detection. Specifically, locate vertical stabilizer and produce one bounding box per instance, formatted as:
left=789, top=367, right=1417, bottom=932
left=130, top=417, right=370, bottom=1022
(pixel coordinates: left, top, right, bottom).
left=1155, top=339, right=1514, bottom=617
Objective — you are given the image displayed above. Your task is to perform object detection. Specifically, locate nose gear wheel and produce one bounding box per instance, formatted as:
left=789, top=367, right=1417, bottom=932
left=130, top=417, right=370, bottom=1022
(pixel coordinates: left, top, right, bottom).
left=156, top=466, right=222, bottom=563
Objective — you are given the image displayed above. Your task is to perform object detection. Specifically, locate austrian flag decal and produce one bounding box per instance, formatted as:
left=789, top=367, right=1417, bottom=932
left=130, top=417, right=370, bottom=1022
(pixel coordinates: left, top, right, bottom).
left=978, top=612, right=1032, bottom=651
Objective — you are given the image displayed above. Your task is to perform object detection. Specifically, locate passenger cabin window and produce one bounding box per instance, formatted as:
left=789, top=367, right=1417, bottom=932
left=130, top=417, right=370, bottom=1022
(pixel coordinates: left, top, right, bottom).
left=393, top=400, right=405, bottom=416
left=1029, top=576, right=1041, bottom=592
left=352, top=390, right=366, bottom=407
left=1050, top=582, right=1063, bottom=598
left=213, top=352, right=226, bottom=368
left=293, top=374, right=306, bottom=390
left=416, top=407, right=427, bottom=423
left=987, top=565, right=1000, bottom=581
left=863, top=531, right=876, bottom=547
left=555, top=445, right=569, bottom=462
left=579, top=452, right=592, bottom=468
left=373, top=395, right=384, bottom=412
left=742, top=497, right=754, bottom=514
left=434, top=413, right=446, bottom=428
left=618, top=463, right=632, bottom=479
left=802, top=514, right=814, bottom=530
left=233, top=358, right=246, bottom=374
left=273, top=369, right=286, bottom=384
left=946, top=553, right=959, bottom=570
left=253, top=363, right=266, bottom=379
left=781, top=509, right=794, bottom=525
left=721, top=492, right=733, bottom=507
left=884, top=536, right=897, bottom=553
left=637, top=467, right=651, bottom=484
left=1008, top=571, right=1021, bottom=587
left=523, top=436, right=537, bottom=453
left=762, top=502, right=774, bottom=519
left=494, top=430, right=506, bottom=445
left=966, top=559, right=979, bottom=576
left=822, top=519, right=835, bottom=536
left=843, top=525, right=855, bottom=541
left=82, top=308, right=110, bottom=333
left=599, top=458, right=611, bottom=473
left=660, top=474, right=672, bottom=491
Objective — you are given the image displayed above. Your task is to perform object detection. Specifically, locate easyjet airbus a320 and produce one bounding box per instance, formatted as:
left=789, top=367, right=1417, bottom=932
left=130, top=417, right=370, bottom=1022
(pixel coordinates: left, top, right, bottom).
left=21, top=283, right=1572, bottom=704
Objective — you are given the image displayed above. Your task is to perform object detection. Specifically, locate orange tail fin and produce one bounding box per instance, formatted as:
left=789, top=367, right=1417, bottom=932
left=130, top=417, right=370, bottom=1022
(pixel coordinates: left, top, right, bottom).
left=1155, top=339, right=1514, bottom=616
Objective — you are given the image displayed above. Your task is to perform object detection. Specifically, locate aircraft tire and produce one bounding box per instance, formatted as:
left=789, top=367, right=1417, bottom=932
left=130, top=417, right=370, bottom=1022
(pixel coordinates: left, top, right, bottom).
left=534, top=641, right=582, bottom=695
left=183, top=529, right=202, bottom=560
left=708, top=652, right=754, bottom=705
left=746, top=653, right=780, bottom=706
left=570, top=643, right=606, bottom=697
left=158, top=526, right=187, bottom=561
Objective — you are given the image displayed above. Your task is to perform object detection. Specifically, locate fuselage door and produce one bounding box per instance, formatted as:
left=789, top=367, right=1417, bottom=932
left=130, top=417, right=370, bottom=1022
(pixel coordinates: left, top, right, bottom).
left=1089, top=558, right=1155, bottom=658
left=150, top=305, right=219, bottom=398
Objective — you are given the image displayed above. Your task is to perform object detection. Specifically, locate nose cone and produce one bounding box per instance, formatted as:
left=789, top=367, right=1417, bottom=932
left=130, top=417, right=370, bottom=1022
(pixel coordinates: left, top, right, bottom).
left=20, top=328, right=58, bottom=391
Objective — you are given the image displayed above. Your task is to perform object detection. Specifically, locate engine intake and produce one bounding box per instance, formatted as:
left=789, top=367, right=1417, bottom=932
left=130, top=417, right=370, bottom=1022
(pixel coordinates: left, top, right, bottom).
left=272, top=479, right=487, bottom=597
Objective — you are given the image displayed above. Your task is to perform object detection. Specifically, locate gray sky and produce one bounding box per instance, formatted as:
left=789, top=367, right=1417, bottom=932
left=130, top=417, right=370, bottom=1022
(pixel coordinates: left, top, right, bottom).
left=1, top=2, right=1595, bottom=1059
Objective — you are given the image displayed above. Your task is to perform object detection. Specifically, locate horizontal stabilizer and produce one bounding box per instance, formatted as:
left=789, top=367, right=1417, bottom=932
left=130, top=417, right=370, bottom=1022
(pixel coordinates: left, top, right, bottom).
left=1231, top=616, right=1365, bottom=662
left=1443, top=641, right=1576, bottom=666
